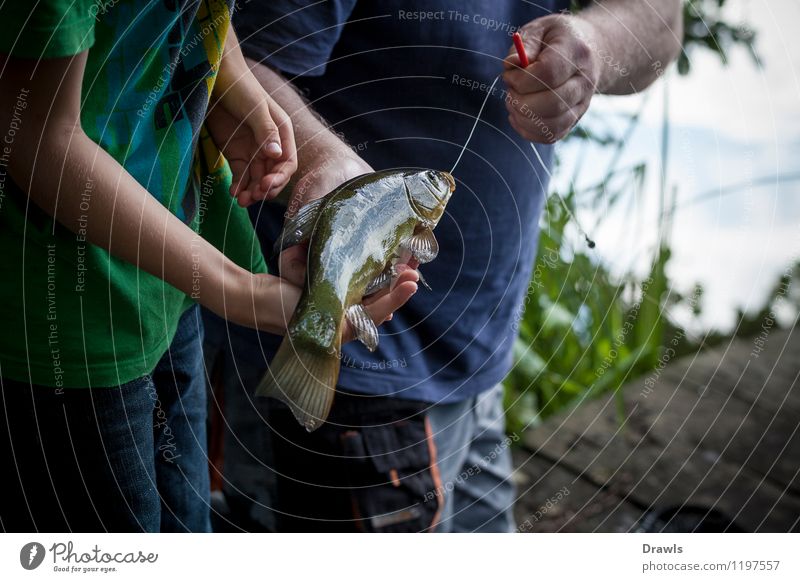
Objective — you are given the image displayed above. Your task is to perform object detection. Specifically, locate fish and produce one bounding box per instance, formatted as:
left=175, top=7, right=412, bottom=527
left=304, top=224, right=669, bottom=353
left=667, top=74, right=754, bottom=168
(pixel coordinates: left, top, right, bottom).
left=256, top=169, right=456, bottom=431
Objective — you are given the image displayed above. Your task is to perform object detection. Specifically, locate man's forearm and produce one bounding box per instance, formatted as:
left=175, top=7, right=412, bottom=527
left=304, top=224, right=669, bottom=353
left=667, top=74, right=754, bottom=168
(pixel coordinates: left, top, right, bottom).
left=245, top=59, right=346, bottom=167
left=577, top=0, right=683, bottom=94
left=244, top=57, right=373, bottom=217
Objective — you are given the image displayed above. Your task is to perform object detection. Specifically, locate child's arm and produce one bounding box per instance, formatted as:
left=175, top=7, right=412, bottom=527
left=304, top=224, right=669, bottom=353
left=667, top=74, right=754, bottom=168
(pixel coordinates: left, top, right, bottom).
left=209, top=28, right=298, bottom=206
left=0, top=52, right=416, bottom=336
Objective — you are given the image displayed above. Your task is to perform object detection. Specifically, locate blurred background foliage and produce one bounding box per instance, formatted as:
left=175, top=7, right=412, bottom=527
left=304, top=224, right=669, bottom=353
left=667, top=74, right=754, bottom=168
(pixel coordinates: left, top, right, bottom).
left=503, top=0, right=798, bottom=434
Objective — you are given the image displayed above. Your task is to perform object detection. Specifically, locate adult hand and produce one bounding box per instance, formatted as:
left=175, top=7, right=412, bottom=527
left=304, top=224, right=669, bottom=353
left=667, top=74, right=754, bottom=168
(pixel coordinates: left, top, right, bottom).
left=502, top=14, right=601, bottom=143
left=278, top=145, right=373, bottom=286
left=349, top=264, right=419, bottom=339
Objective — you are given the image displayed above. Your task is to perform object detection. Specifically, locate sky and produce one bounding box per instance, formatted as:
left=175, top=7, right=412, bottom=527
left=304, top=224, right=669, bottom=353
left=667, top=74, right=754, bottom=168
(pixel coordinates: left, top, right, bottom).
left=556, top=0, right=800, bottom=333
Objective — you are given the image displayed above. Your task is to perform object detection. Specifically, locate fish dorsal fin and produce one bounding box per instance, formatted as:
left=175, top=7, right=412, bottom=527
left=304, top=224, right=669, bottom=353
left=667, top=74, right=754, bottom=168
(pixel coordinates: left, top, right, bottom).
left=345, top=304, right=379, bottom=352
left=272, top=196, right=325, bottom=258
left=399, top=228, right=439, bottom=264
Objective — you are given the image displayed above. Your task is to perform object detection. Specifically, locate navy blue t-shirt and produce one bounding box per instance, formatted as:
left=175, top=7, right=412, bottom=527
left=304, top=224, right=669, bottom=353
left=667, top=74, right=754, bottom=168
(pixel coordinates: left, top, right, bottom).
left=234, top=0, right=569, bottom=403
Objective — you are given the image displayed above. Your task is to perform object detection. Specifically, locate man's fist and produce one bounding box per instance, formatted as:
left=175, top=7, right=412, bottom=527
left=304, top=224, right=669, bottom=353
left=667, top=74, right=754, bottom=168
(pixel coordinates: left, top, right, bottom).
left=502, top=14, right=601, bottom=143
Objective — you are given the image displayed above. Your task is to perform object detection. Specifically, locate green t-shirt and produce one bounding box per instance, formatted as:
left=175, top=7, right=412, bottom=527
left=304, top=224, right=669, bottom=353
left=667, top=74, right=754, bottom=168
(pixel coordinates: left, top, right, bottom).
left=0, top=0, right=267, bottom=388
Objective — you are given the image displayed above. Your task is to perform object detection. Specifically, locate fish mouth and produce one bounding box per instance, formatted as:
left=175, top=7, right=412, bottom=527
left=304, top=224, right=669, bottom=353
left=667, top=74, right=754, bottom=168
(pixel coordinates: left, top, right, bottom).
left=442, top=172, right=456, bottom=193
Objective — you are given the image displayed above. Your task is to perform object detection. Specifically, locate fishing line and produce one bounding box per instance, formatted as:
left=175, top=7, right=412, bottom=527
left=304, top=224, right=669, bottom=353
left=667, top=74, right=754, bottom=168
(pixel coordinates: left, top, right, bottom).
left=449, top=72, right=596, bottom=250
left=450, top=75, right=500, bottom=176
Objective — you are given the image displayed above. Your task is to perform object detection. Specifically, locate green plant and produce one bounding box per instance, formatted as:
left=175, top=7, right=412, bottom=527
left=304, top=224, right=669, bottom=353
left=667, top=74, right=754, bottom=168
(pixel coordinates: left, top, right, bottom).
left=679, top=0, right=761, bottom=74
left=503, top=1, right=766, bottom=434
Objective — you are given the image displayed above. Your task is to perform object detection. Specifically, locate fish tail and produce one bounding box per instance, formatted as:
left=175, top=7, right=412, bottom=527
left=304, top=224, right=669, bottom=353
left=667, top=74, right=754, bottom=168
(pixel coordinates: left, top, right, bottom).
left=255, top=336, right=340, bottom=432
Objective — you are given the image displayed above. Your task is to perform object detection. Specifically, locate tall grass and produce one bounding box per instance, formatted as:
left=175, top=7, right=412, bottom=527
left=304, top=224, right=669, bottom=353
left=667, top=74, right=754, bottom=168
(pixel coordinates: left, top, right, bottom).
left=502, top=1, right=770, bottom=434
left=503, top=136, right=683, bottom=433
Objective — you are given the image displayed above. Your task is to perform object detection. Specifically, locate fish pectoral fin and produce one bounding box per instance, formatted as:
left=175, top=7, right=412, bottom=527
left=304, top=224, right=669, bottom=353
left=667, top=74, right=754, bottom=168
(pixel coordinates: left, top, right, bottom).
left=271, top=196, right=325, bottom=259
left=364, top=266, right=394, bottom=296
left=255, top=338, right=338, bottom=432
left=345, top=304, right=379, bottom=352
left=399, top=227, right=439, bottom=264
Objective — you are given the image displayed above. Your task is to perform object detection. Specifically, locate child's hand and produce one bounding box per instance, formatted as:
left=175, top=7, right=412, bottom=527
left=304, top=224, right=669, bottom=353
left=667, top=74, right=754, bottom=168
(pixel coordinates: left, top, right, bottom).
left=344, top=264, right=419, bottom=341
left=229, top=267, right=419, bottom=338
left=206, top=86, right=298, bottom=206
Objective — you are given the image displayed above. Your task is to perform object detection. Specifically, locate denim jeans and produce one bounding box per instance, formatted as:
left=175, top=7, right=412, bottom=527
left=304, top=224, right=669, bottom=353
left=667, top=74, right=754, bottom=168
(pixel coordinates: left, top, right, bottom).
left=427, top=384, right=516, bottom=532
left=0, top=305, right=210, bottom=532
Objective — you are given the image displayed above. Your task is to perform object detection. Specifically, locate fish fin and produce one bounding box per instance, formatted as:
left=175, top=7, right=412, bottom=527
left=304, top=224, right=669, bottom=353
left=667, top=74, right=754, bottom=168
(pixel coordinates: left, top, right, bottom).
left=417, top=269, right=432, bottom=290
left=364, top=266, right=393, bottom=296
left=345, top=304, right=379, bottom=352
left=271, top=197, right=325, bottom=258
left=255, top=339, right=338, bottom=432
left=399, top=228, right=439, bottom=264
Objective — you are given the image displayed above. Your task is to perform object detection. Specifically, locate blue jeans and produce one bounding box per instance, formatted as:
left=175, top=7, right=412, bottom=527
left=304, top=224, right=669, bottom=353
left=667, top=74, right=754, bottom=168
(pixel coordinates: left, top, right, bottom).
left=427, top=385, right=516, bottom=532
left=0, top=305, right=210, bottom=532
